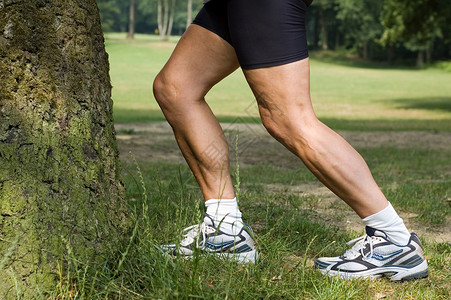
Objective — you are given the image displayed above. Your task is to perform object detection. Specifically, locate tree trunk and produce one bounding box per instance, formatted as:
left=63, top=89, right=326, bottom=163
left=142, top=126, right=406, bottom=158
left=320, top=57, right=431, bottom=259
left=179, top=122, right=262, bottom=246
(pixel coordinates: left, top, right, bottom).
left=320, top=10, right=328, bottom=50
left=158, top=0, right=169, bottom=40
left=363, top=41, right=368, bottom=60
left=426, top=48, right=431, bottom=65
left=426, top=41, right=433, bottom=65
left=162, top=0, right=170, bottom=40
left=187, top=0, right=193, bottom=30
left=158, top=0, right=174, bottom=41
left=0, top=0, right=130, bottom=297
left=387, top=45, right=394, bottom=64
left=335, top=32, right=340, bottom=50
left=127, top=0, right=136, bottom=39
left=416, top=50, right=424, bottom=68
left=158, top=0, right=163, bottom=38
left=167, top=0, right=176, bottom=39
left=313, top=10, right=320, bottom=48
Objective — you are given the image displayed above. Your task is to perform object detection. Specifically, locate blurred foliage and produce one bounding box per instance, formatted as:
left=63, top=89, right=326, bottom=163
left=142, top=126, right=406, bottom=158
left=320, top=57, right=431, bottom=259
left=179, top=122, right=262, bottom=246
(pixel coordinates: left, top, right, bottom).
left=97, top=0, right=451, bottom=65
left=97, top=0, right=203, bottom=36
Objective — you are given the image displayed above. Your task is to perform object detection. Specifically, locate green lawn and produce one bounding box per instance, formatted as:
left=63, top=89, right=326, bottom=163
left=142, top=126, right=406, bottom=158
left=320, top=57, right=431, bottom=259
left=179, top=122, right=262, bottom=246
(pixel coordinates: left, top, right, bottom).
left=42, top=34, right=450, bottom=299
left=106, top=33, right=451, bottom=131
left=49, top=155, right=450, bottom=299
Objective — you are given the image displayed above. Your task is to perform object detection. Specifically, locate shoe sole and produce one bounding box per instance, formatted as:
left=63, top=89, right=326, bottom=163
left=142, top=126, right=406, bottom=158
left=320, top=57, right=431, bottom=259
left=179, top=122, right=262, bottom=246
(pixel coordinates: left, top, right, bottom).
left=319, top=260, right=428, bottom=281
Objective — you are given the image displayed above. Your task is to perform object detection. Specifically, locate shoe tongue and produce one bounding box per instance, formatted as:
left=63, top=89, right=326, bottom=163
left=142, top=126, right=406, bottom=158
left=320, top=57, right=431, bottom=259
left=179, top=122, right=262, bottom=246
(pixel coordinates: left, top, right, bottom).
left=365, top=226, right=388, bottom=238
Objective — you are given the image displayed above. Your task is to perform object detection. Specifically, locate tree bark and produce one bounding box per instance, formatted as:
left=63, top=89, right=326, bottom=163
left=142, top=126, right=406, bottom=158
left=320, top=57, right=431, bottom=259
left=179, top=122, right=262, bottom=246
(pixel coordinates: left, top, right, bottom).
left=0, top=0, right=130, bottom=297
left=127, top=0, right=136, bottom=39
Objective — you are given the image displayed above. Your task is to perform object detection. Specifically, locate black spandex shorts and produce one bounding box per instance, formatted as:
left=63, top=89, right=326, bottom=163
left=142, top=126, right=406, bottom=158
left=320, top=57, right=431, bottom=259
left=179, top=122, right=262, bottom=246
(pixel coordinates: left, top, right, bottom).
left=193, top=0, right=309, bottom=69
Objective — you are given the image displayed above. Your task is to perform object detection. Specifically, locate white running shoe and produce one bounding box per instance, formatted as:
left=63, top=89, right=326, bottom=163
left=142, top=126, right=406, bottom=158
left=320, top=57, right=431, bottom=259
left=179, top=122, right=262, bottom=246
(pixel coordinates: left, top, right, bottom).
left=161, top=215, right=258, bottom=263
left=315, top=226, right=428, bottom=281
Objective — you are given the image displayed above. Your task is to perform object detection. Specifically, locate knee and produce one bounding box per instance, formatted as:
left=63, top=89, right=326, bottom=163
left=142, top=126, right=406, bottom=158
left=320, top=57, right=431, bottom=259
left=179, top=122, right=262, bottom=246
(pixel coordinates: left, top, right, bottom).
left=153, top=72, right=178, bottom=112
left=259, top=107, right=297, bottom=139
left=260, top=108, right=319, bottom=149
left=260, top=114, right=283, bottom=139
left=260, top=114, right=299, bottom=152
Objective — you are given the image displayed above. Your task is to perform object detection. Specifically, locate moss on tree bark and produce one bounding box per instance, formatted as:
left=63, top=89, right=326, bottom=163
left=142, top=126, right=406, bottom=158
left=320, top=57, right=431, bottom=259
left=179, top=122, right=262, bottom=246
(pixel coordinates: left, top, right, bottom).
left=0, top=0, right=130, bottom=297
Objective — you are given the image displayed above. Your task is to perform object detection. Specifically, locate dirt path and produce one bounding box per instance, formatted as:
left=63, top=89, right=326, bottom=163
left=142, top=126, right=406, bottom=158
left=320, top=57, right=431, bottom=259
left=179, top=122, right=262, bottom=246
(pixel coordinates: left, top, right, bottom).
left=116, top=122, right=451, bottom=243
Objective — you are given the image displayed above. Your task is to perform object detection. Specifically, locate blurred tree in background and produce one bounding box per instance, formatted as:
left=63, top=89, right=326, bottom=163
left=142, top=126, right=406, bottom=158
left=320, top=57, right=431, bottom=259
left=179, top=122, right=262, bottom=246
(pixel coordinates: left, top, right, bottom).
left=97, top=0, right=451, bottom=65
left=381, top=0, right=451, bottom=66
left=98, top=0, right=128, bottom=32
left=97, top=0, right=202, bottom=39
left=336, top=0, right=384, bottom=60
left=310, top=0, right=338, bottom=50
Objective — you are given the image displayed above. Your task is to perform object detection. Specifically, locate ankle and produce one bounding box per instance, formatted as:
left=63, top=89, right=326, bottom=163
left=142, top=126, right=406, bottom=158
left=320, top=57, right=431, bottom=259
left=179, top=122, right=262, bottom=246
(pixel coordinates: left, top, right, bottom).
left=362, top=202, right=410, bottom=245
left=204, top=198, right=244, bottom=235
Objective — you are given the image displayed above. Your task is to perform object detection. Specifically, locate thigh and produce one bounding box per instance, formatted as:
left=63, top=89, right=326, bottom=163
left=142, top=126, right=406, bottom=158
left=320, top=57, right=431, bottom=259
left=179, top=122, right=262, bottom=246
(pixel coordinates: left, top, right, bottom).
left=157, top=24, right=239, bottom=100
left=243, top=58, right=313, bottom=122
left=228, top=0, right=309, bottom=70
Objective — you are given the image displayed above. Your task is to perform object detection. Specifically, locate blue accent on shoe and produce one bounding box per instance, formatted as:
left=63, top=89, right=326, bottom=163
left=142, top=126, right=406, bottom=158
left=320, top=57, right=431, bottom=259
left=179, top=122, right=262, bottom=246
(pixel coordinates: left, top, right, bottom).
left=205, top=240, right=234, bottom=250
left=371, top=249, right=403, bottom=261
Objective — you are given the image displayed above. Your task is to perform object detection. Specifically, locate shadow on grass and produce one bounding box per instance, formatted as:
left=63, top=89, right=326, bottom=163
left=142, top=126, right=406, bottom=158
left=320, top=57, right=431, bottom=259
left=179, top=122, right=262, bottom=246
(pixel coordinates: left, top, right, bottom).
left=113, top=108, right=264, bottom=124
left=391, top=97, right=451, bottom=113
left=114, top=108, right=167, bottom=123
left=309, top=50, right=419, bottom=70
left=320, top=118, right=451, bottom=132
left=114, top=108, right=451, bottom=132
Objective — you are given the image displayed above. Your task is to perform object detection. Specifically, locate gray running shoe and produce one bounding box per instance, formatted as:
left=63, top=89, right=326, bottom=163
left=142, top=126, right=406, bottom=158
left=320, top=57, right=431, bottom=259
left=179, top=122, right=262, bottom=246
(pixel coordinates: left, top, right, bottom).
left=315, top=226, right=428, bottom=281
left=161, top=215, right=258, bottom=263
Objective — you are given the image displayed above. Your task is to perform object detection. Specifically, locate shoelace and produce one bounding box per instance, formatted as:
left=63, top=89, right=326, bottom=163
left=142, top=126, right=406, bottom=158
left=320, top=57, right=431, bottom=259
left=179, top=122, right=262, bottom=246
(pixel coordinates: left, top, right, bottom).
left=180, top=223, right=215, bottom=248
left=343, top=234, right=375, bottom=260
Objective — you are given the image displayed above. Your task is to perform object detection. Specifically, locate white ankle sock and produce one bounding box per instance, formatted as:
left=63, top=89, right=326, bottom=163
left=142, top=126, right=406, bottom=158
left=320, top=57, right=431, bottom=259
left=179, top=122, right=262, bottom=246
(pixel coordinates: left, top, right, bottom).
left=362, top=202, right=411, bottom=245
left=205, top=197, right=243, bottom=235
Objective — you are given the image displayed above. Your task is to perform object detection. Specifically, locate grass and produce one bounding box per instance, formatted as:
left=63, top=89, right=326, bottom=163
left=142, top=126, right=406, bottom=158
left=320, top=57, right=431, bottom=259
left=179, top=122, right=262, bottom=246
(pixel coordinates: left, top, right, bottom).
left=106, top=33, right=451, bottom=131
left=36, top=34, right=451, bottom=298
left=46, top=154, right=450, bottom=299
